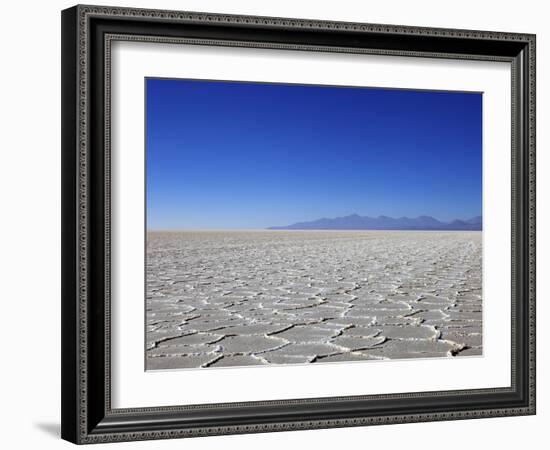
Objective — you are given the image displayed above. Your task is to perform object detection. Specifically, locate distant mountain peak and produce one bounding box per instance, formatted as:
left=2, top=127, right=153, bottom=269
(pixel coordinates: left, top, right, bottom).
left=466, top=216, right=482, bottom=224
left=268, top=214, right=482, bottom=231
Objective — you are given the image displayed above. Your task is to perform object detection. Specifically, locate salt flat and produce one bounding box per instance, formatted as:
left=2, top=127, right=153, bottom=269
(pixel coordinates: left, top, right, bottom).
left=146, top=230, right=482, bottom=370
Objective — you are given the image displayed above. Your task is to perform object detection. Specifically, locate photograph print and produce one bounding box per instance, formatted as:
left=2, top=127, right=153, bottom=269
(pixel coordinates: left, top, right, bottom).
left=145, top=78, right=483, bottom=371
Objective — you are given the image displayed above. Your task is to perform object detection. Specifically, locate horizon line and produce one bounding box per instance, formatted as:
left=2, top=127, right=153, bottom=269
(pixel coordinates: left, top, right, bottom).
left=147, top=228, right=482, bottom=232
left=147, top=213, right=482, bottom=231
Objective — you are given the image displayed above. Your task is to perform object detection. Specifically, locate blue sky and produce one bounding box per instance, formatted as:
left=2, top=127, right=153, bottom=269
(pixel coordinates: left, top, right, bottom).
left=146, top=78, right=482, bottom=230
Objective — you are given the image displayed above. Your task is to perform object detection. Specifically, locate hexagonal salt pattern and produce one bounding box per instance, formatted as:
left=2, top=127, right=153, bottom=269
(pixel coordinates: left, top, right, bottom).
left=146, top=231, right=482, bottom=370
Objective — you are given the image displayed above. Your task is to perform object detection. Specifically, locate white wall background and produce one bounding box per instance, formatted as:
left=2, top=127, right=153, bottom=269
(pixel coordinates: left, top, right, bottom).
left=0, top=0, right=546, bottom=448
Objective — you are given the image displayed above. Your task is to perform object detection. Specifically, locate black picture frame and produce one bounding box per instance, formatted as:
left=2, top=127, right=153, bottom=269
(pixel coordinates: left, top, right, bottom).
left=61, top=4, right=536, bottom=444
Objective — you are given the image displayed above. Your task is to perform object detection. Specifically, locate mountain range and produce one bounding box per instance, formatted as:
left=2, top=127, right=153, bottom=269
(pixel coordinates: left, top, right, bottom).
left=268, top=214, right=482, bottom=231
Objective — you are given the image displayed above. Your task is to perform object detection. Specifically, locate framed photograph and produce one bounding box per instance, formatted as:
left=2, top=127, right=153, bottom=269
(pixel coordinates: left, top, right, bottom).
left=61, top=4, right=536, bottom=444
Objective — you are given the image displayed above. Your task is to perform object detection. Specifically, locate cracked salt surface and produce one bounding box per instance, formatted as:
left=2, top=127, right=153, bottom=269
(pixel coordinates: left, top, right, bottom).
left=146, top=230, right=482, bottom=370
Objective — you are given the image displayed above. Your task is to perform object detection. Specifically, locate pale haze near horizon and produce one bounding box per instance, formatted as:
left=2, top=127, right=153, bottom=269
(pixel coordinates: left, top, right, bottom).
left=146, top=79, right=482, bottom=230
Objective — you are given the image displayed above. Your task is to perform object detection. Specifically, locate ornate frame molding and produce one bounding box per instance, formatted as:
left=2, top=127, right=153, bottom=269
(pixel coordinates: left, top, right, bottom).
left=61, top=4, right=536, bottom=444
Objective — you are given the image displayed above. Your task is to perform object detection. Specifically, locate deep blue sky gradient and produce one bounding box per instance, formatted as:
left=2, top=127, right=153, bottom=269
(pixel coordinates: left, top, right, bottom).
left=146, top=78, right=482, bottom=229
